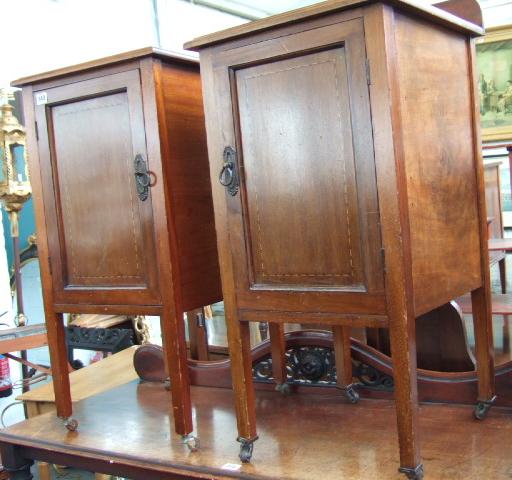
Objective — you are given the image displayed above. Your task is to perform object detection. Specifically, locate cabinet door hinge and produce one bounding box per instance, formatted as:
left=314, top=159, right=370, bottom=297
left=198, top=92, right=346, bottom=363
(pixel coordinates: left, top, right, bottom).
left=365, top=59, right=371, bottom=86
left=35, top=121, right=39, bottom=141
left=381, top=248, right=386, bottom=272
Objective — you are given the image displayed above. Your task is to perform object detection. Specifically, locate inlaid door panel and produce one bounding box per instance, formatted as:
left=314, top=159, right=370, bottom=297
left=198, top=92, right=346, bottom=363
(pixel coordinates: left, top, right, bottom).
left=212, top=18, right=384, bottom=313
left=34, top=70, right=160, bottom=305
left=236, top=49, right=363, bottom=288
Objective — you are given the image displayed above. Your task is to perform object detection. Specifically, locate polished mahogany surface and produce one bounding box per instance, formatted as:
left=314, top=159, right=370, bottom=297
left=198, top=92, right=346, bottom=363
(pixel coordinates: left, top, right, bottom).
left=38, top=71, right=158, bottom=298
left=193, top=0, right=493, bottom=475
left=1, top=382, right=512, bottom=480
left=184, top=0, right=483, bottom=51
left=395, top=13, right=482, bottom=315
left=15, top=49, right=222, bottom=437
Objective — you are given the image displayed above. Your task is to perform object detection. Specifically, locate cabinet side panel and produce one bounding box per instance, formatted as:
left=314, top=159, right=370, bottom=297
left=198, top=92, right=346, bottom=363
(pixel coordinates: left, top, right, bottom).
left=159, top=62, right=222, bottom=311
left=395, top=13, right=482, bottom=315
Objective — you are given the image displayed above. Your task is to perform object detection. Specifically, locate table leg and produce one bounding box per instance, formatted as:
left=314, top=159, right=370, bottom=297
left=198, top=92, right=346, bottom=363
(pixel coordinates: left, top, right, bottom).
left=269, top=323, right=288, bottom=393
left=333, top=325, right=359, bottom=403
left=471, top=286, right=497, bottom=419
left=0, top=443, right=33, bottom=480
left=38, top=462, right=51, bottom=480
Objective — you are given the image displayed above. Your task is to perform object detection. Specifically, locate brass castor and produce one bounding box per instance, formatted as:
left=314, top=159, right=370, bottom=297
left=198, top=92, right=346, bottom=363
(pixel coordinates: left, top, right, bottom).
left=474, top=395, right=496, bottom=420
left=62, top=417, right=79, bottom=431
left=275, top=382, right=291, bottom=395
left=344, top=385, right=360, bottom=404
left=182, top=434, right=199, bottom=452
left=399, top=464, right=424, bottom=480
left=237, top=436, right=258, bottom=463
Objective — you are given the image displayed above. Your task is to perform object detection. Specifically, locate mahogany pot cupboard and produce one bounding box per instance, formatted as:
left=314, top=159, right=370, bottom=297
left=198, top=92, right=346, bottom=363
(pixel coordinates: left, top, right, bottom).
left=11, top=48, right=222, bottom=448
left=185, top=0, right=495, bottom=477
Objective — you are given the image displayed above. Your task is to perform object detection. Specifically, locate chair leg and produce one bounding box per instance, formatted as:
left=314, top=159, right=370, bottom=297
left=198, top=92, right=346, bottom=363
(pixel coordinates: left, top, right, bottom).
left=503, top=314, right=510, bottom=355
left=333, top=326, right=358, bottom=403
left=471, top=287, right=496, bottom=419
left=499, top=257, right=506, bottom=294
left=269, top=323, right=288, bottom=393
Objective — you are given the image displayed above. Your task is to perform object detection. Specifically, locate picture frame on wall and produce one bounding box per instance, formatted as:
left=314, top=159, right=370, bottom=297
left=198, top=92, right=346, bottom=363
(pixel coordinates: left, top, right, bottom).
left=476, top=24, right=512, bottom=142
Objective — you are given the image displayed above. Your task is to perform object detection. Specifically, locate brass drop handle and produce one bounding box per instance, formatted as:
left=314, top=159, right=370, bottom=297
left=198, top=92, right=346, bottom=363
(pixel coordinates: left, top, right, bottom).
left=134, top=154, right=155, bottom=201
left=219, top=146, right=239, bottom=196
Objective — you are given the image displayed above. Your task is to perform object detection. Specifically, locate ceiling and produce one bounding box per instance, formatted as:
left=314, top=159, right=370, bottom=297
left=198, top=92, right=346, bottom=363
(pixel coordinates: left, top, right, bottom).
left=190, top=0, right=507, bottom=19
left=189, top=0, right=320, bottom=19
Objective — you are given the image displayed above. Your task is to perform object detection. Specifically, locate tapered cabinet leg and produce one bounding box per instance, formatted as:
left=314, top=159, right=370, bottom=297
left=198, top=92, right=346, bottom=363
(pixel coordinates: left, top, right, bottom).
left=159, top=308, right=194, bottom=442
left=471, top=287, right=496, bottom=420
left=388, top=314, right=423, bottom=478
left=269, top=323, right=289, bottom=394
left=227, top=320, right=257, bottom=462
left=45, top=311, right=76, bottom=428
left=333, top=326, right=359, bottom=403
left=187, top=308, right=209, bottom=361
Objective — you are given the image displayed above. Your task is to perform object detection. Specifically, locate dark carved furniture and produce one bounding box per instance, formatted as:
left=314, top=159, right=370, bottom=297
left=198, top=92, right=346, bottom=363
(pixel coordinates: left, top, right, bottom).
left=11, top=48, right=222, bottom=447
left=186, top=0, right=495, bottom=477
left=132, top=329, right=512, bottom=408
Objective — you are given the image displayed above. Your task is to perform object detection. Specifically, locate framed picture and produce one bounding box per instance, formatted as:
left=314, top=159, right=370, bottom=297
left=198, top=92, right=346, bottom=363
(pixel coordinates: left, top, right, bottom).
left=476, top=25, right=512, bottom=142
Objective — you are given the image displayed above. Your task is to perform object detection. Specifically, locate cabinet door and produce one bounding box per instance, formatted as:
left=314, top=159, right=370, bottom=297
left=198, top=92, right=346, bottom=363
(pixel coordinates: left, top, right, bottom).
left=34, top=69, right=160, bottom=306
left=211, top=18, right=384, bottom=315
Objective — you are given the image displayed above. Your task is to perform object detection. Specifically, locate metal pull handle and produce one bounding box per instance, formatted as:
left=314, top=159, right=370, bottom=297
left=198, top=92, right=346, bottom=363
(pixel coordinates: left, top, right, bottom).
left=134, top=154, right=155, bottom=201
left=219, top=146, right=239, bottom=196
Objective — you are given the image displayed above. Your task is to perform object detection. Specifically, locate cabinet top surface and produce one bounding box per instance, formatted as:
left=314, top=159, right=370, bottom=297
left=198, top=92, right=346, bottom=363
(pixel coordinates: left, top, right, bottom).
left=184, top=0, right=483, bottom=50
left=11, top=47, right=198, bottom=87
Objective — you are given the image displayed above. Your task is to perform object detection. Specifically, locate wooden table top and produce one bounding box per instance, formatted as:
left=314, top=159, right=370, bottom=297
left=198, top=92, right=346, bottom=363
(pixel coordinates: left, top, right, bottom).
left=3, top=381, right=512, bottom=479
left=17, top=346, right=138, bottom=403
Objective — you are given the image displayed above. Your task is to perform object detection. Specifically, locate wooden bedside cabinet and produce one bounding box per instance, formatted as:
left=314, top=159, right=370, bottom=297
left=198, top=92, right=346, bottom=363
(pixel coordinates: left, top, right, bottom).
left=11, top=48, right=222, bottom=447
left=185, top=0, right=495, bottom=477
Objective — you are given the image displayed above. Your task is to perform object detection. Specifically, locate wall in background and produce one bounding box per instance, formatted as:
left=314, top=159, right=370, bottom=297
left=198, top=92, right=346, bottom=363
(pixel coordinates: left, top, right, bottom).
left=2, top=0, right=246, bottom=88
left=1, top=198, right=35, bottom=269
left=480, top=0, right=512, bottom=27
